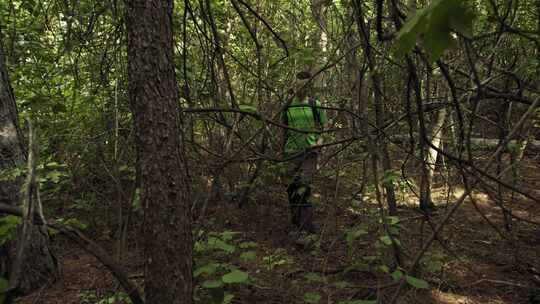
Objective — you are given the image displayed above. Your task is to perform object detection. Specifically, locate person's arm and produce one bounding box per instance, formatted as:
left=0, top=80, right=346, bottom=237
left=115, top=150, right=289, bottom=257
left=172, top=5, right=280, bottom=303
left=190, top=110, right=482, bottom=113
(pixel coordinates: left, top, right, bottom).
left=315, top=101, right=328, bottom=147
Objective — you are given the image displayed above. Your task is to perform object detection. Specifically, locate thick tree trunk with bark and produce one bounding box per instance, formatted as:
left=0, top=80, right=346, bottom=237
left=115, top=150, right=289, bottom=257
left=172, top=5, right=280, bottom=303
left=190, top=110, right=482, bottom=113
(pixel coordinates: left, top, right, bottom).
left=126, top=1, right=193, bottom=303
left=0, top=29, right=57, bottom=296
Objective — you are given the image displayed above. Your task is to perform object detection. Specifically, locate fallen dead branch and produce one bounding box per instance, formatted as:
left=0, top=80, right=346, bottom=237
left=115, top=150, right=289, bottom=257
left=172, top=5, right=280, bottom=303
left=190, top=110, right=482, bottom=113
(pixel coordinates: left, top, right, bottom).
left=0, top=203, right=144, bottom=304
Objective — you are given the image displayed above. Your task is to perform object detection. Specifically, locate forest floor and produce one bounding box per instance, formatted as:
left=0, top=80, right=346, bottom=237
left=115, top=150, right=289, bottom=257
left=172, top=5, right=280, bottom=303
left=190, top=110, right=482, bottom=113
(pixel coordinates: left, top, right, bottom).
left=17, top=153, right=540, bottom=304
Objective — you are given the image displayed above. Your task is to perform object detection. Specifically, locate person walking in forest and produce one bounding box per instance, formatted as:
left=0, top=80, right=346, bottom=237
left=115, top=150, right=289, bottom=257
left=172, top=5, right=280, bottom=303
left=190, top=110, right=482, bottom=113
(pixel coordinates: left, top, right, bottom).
left=282, top=70, right=327, bottom=238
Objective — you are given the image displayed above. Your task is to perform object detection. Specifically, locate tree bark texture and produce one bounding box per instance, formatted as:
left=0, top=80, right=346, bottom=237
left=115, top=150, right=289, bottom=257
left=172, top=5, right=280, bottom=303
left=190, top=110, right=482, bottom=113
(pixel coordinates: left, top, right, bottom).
left=0, top=30, right=57, bottom=295
left=126, top=1, right=193, bottom=303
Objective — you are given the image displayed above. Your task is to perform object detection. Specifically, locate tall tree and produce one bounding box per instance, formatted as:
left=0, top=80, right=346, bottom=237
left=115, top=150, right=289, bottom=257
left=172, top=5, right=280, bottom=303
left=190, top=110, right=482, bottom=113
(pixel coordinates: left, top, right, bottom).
left=126, top=1, right=193, bottom=303
left=0, top=28, right=57, bottom=295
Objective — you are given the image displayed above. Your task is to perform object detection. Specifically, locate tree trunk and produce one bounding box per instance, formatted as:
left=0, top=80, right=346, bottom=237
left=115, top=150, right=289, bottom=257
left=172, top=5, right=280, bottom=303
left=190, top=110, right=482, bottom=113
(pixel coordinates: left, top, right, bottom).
left=0, top=28, right=57, bottom=295
left=425, top=106, right=447, bottom=195
left=126, top=1, right=193, bottom=303
left=353, top=2, right=398, bottom=215
left=311, top=0, right=329, bottom=66
left=418, top=66, right=434, bottom=210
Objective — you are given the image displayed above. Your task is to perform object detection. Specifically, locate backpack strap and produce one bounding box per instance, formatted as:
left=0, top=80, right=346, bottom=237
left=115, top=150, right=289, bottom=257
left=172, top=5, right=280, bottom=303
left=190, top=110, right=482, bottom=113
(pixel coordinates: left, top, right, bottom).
left=309, top=97, right=322, bottom=129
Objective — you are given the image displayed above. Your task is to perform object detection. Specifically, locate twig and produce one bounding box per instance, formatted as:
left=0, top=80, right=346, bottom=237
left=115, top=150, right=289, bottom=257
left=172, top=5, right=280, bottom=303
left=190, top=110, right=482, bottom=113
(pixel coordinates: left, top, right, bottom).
left=461, top=279, right=535, bottom=289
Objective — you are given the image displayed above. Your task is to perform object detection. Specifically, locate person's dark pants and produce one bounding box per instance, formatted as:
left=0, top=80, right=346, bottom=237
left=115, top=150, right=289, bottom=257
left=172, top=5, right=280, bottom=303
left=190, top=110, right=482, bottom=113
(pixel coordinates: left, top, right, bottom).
left=286, top=151, right=318, bottom=232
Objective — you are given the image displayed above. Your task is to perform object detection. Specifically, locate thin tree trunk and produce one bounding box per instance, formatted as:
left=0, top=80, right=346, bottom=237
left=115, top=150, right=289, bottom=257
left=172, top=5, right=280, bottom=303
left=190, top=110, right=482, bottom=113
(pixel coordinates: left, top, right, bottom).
left=419, top=65, right=435, bottom=209
left=311, top=0, right=329, bottom=70
left=0, top=27, right=57, bottom=295
left=126, top=1, right=193, bottom=303
left=425, top=106, right=447, bottom=194
left=353, top=1, right=397, bottom=215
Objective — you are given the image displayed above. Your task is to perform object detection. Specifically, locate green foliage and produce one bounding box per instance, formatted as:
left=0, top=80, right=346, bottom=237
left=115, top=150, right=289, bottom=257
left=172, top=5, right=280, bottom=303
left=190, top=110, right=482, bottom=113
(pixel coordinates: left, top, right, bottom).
left=38, top=161, right=70, bottom=197
left=304, top=272, right=325, bottom=283
left=238, top=104, right=258, bottom=114
left=388, top=268, right=430, bottom=290
left=78, top=291, right=132, bottom=304
left=382, top=169, right=398, bottom=185
left=0, top=215, right=22, bottom=246
left=221, top=270, right=249, bottom=283
left=0, top=160, right=69, bottom=200
left=56, top=218, right=88, bottom=230
left=262, top=248, right=294, bottom=271
left=379, top=235, right=394, bottom=246
left=0, top=166, right=25, bottom=182
left=391, top=269, right=404, bottom=281
left=396, top=0, right=474, bottom=61
left=304, top=292, right=322, bottom=304
left=345, top=226, right=368, bottom=257
left=195, top=231, right=238, bottom=254
left=239, top=251, right=257, bottom=261
left=376, top=216, right=402, bottom=248
left=405, top=275, right=430, bottom=289
left=0, top=277, right=8, bottom=304
left=422, top=249, right=446, bottom=274
left=194, top=230, right=256, bottom=304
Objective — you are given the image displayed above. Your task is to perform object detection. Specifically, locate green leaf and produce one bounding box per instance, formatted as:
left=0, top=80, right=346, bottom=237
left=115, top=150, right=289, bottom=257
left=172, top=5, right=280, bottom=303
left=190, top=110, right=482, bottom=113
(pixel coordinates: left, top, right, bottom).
left=386, top=216, right=400, bottom=226
left=395, top=0, right=474, bottom=60
left=221, top=270, right=249, bottom=284
left=424, top=29, right=452, bottom=62
left=426, top=260, right=443, bottom=273
left=46, top=170, right=64, bottom=183
left=223, top=294, right=235, bottom=304
left=202, top=280, right=223, bottom=289
left=405, top=275, right=429, bottom=289
left=304, top=292, right=321, bottom=304
left=450, top=8, right=474, bottom=38
left=219, top=231, right=239, bottom=241
left=379, top=235, right=393, bottom=246
left=194, top=263, right=218, bottom=277
left=62, top=218, right=88, bottom=230
left=345, top=227, right=367, bottom=246
left=378, top=265, right=390, bottom=273
left=395, top=7, right=429, bottom=55
left=0, top=216, right=22, bottom=246
left=391, top=270, right=403, bottom=281
left=239, top=104, right=258, bottom=113
left=303, top=272, right=324, bottom=283
left=240, top=251, right=257, bottom=261
left=239, top=241, right=258, bottom=249
left=343, top=261, right=369, bottom=273
left=207, top=237, right=236, bottom=254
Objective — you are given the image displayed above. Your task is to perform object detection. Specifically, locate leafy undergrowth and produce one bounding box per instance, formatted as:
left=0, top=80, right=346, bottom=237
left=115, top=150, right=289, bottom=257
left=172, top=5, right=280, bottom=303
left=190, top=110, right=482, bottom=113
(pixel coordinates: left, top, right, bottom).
left=17, top=158, right=540, bottom=304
